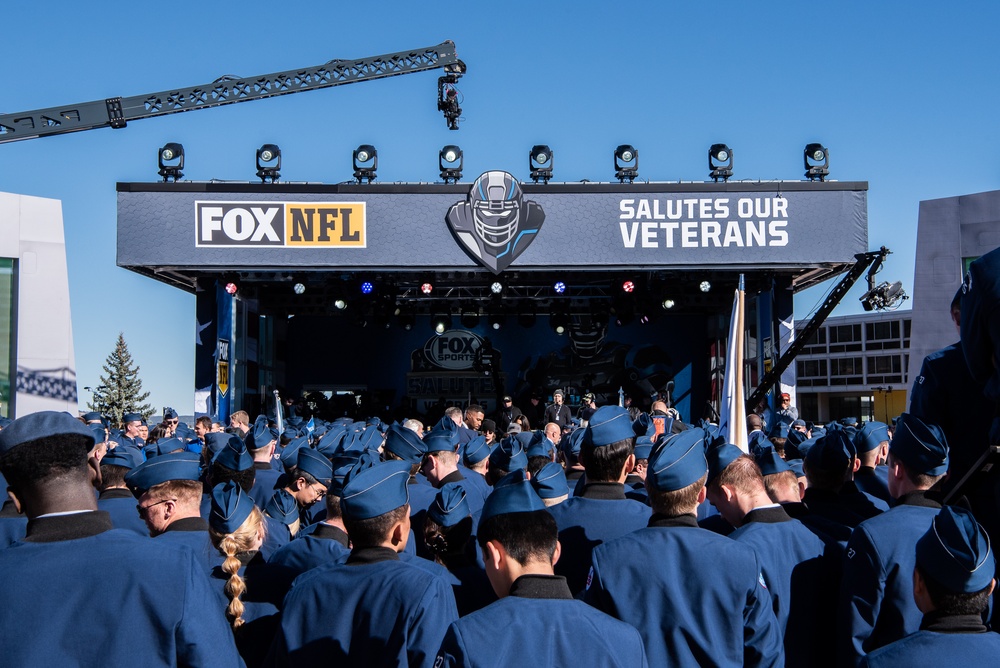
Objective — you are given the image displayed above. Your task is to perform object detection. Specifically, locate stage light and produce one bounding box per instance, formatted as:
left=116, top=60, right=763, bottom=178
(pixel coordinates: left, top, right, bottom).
left=709, top=144, right=733, bottom=182
left=529, top=145, right=553, bottom=184
left=440, top=145, right=463, bottom=183
left=553, top=281, right=567, bottom=295
left=488, top=313, right=505, bottom=330
left=551, top=312, right=570, bottom=336
left=256, top=144, right=281, bottom=183
left=353, top=144, right=378, bottom=183
left=614, top=144, right=639, bottom=183
left=622, top=280, right=635, bottom=293
left=333, top=298, right=347, bottom=310
left=490, top=280, right=505, bottom=296
left=360, top=281, right=375, bottom=295
left=224, top=281, right=238, bottom=295
left=662, top=298, right=675, bottom=309
left=157, top=142, right=184, bottom=182
left=699, top=281, right=711, bottom=293
left=804, top=143, right=829, bottom=181
left=432, top=313, right=451, bottom=335
left=293, top=282, right=306, bottom=295
left=420, top=282, right=434, bottom=295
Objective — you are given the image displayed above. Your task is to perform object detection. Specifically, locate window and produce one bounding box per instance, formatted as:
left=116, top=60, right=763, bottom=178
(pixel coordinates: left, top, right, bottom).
left=0, top=259, right=14, bottom=417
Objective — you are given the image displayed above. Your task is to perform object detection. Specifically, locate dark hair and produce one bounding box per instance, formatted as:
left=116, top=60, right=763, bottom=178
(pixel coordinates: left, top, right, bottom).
left=423, top=515, right=474, bottom=566
left=195, top=416, right=212, bottom=430
left=99, top=464, right=130, bottom=491
left=0, top=434, right=91, bottom=493
left=287, top=467, right=319, bottom=488
left=917, top=565, right=992, bottom=615
left=769, top=437, right=786, bottom=458
left=803, top=459, right=850, bottom=491
left=465, top=404, right=484, bottom=416
left=527, top=455, right=551, bottom=477
left=325, top=492, right=342, bottom=520
left=343, top=504, right=409, bottom=549
left=485, top=466, right=509, bottom=487
left=581, top=437, right=634, bottom=482
left=899, top=459, right=946, bottom=491
left=477, top=509, right=557, bottom=565
left=209, top=463, right=256, bottom=493
left=648, top=473, right=707, bottom=516
left=146, top=425, right=169, bottom=445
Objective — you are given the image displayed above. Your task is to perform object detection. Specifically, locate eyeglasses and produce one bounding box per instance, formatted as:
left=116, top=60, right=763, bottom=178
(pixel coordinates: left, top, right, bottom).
left=167, top=419, right=179, bottom=425
left=310, top=484, right=327, bottom=499
left=136, top=498, right=175, bottom=518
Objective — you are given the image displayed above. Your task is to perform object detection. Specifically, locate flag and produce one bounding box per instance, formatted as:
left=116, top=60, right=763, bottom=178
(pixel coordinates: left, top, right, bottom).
left=720, top=274, right=749, bottom=453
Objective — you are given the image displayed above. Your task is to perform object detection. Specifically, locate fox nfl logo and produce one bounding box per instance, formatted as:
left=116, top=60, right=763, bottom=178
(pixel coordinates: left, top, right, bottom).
left=195, top=201, right=366, bottom=248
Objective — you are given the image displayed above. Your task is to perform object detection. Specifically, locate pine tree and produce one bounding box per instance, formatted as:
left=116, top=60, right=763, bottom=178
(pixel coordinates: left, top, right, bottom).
left=88, top=332, right=153, bottom=427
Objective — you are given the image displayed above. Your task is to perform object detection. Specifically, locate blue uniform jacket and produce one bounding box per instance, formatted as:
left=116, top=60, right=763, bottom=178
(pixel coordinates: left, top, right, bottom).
left=260, top=514, right=292, bottom=561
left=586, top=513, right=784, bottom=668
left=0, top=512, right=241, bottom=667
left=97, top=488, right=150, bottom=536
left=547, top=482, right=651, bottom=595
left=155, top=516, right=225, bottom=573
left=0, top=500, right=27, bottom=547
left=838, top=492, right=942, bottom=666
left=267, top=522, right=351, bottom=577
left=267, top=546, right=459, bottom=667
left=859, top=612, right=1000, bottom=667
left=730, top=505, right=840, bottom=667
left=250, top=462, right=283, bottom=509
left=437, top=574, right=648, bottom=667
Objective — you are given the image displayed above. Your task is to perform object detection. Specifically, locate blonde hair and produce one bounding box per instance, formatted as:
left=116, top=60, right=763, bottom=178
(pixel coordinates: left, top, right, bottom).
left=209, top=506, right=266, bottom=628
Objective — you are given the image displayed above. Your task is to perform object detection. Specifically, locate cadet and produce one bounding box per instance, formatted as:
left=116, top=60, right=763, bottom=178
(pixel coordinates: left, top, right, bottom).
left=838, top=413, right=950, bottom=665
left=125, top=450, right=223, bottom=572
left=801, top=430, right=879, bottom=545
left=707, top=445, right=836, bottom=667
left=860, top=506, right=1000, bottom=667
left=485, top=435, right=528, bottom=486
left=0, top=411, right=241, bottom=667
left=421, top=427, right=487, bottom=522
left=267, top=459, right=458, bottom=666
left=436, top=470, right=648, bottom=667
left=118, top=411, right=146, bottom=452
left=459, top=434, right=493, bottom=500
left=246, top=418, right=282, bottom=509
left=586, top=428, right=783, bottom=668
left=853, top=421, right=891, bottom=505
left=383, top=423, right=439, bottom=556
left=547, top=405, right=650, bottom=595
left=97, top=445, right=149, bottom=536
left=531, top=461, right=569, bottom=507
left=265, top=446, right=332, bottom=525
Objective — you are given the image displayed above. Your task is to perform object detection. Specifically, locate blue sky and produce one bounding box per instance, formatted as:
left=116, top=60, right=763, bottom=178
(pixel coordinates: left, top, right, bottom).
left=2, top=1, right=997, bottom=413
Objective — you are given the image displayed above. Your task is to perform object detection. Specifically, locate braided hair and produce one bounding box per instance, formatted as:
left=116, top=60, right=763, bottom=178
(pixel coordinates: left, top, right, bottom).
left=209, top=506, right=266, bottom=628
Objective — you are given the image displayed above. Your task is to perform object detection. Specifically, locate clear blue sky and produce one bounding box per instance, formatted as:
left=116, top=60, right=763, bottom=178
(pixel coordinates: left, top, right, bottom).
left=2, top=1, right=997, bottom=414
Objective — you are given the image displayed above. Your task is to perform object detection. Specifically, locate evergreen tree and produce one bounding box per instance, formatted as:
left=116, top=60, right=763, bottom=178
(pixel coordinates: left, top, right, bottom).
left=88, top=332, right=153, bottom=427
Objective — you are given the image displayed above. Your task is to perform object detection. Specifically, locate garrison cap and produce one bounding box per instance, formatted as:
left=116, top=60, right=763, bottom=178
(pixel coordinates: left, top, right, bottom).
left=916, top=505, right=995, bottom=594
left=295, top=448, right=334, bottom=486
left=633, top=435, right=654, bottom=461
left=632, top=413, right=655, bottom=439
left=245, top=420, right=278, bottom=451
left=340, top=459, right=411, bottom=521
left=563, top=428, right=586, bottom=458
left=707, top=441, right=745, bottom=485
left=787, top=459, right=805, bottom=478
left=210, top=481, right=255, bottom=534
left=122, top=413, right=143, bottom=423
left=754, top=446, right=791, bottom=476
left=212, top=436, right=253, bottom=471
left=315, top=426, right=347, bottom=457
left=264, top=489, right=300, bottom=526
left=532, top=461, right=569, bottom=499
left=648, top=429, right=709, bottom=492
left=384, top=423, right=425, bottom=463
left=889, top=413, right=949, bottom=477
left=526, top=432, right=555, bottom=459
left=423, top=428, right=459, bottom=454
left=90, top=424, right=108, bottom=444
left=855, top=421, right=890, bottom=454
left=101, top=446, right=143, bottom=469
left=83, top=412, right=103, bottom=423
left=144, top=437, right=186, bottom=459
left=204, top=432, right=233, bottom=456
left=805, top=430, right=856, bottom=474
left=480, top=469, right=547, bottom=523
left=328, top=451, right=364, bottom=498
left=163, top=408, right=178, bottom=420
left=490, top=436, right=528, bottom=473
left=125, top=451, right=201, bottom=495
left=280, top=435, right=308, bottom=471
left=428, top=483, right=471, bottom=527
left=462, top=435, right=491, bottom=466
left=586, top=406, right=635, bottom=447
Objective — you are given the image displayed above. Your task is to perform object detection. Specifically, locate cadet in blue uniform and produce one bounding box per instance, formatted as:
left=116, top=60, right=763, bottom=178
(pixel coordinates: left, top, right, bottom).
left=421, top=427, right=487, bottom=523
left=267, top=459, right=458, bottom=666
left=860, top=506, right=1000, bottom=667
left=97, top=445, right=149, bottom=536
left=585, top=428, right=783, bottom=668
left=547, top=405, right=650, bottom=595
left=0, top=411, right=241, bottom=667
left=853, top=421, right=891, bottom=504
left=245, top=421, right=283, bottom=508
left=382, top=423, right=439, bottom=559
left=838, top=413, right=950, bottom=666
left=117, top=411, right=146, bottom=453
left=801, top=431, right=879, bottom=546
left=532, top=460, right=570, bottom=507
left=125, top=451, right=223, bottom=572
left=485, top=435, right=528, bottom=486
left=707, top=445, right=837, bottom=667
left=265, top=446, right=332, bottom=529
left=459, top=435, right=493, bottom=500
left=436, top=470, right=648, bottom=667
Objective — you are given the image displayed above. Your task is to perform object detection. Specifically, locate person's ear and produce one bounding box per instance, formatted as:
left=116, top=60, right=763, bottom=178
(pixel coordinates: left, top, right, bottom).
left=722, top=484, right=737, bottom=503
left=697, top=485, right=707, bottom=504
left=623, top=453, right=636, bottom=475
left=7, top=488, right=22, bottom=515
left=485, top=539, right=504, bottom=571
left=551, top=539, right=562, bottom=568
left=852, top=457, right=862, bottom=474
left=87, top=455, right=103, bottom=491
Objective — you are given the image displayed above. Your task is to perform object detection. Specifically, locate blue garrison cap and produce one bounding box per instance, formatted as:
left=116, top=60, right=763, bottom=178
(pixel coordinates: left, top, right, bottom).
left=917, top=506, right=995, bottom=594
left=357, top=425, right=384, bottom=452
left=125, top=451, right=201, bottom=494
left=805, top=430, right=855, bottom=474
left=340, top=459, right=411, bottom=521
left=428, top=483, right=471, bottom=527
left=810, top=426, right=827, bottom=439
left=101, top=446, right=142, bottom=469
left=122, top=413, right=142, bottom=423
left=856, top=421, right=890, bottom=454
left=463, top=436, right=491, bottom=466
left=586, top=406, right=636, bottom=447
left=204, top=432, right=232, bottom=456
left=785, top=428, right=808, bottom=458
left=480, top=469, right=547, bottom=523
left=316, top=426, right=347, bottom=457
left=281, top=427, right=299, bottom=442
left=264, top=489, right=300, bottom=526
left=754, top=446, right=791, bottom=476
left=280, top=436, right=308, bottom=471
left=0, top=411, right=96, bottom=455
left=889, top=413, right=949, bottom=477
left=212, top=436, right=253, bottom=471
left=532, top=461, right=569, bottom=499
left=648, top=429, right=709, bottom=492
left=563, top=428, right=586, bottom=458
left=328, top=451, right=364, bottom=498
left=83, top=412, right=103, bottom=423
left=144, top=437, right=187, bottom=459
left=210, top=481, right=255, bottom=534
left=526, top=433, right=556, bottom=459
left=295, top=448, right=334, bottom=486
left=633, top=413, right=655, bottom=439
left=787, top=459, right=805, bottom=478
left=633, top=433, right=654, bottom=461
left=707, top=442, right=745, bottom=485
left=423, top=428, right=459, bottom=454
left=490, top=436, right=528, bottom=473
left=90, top=424, right=108, bottom=444
left=163, top=408, right=178, bottom=420
left=384, top=424, right=425, bottom=463
left=245, top=420, right=277, bottom=451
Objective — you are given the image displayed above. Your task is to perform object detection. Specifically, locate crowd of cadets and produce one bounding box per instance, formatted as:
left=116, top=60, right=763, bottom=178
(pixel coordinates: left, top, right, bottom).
left=0, top=247, right=998, bottom=667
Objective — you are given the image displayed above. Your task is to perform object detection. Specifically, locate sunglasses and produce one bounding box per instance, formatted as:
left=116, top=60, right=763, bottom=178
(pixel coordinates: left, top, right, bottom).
left=136, top=498, right=175, bottom=518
